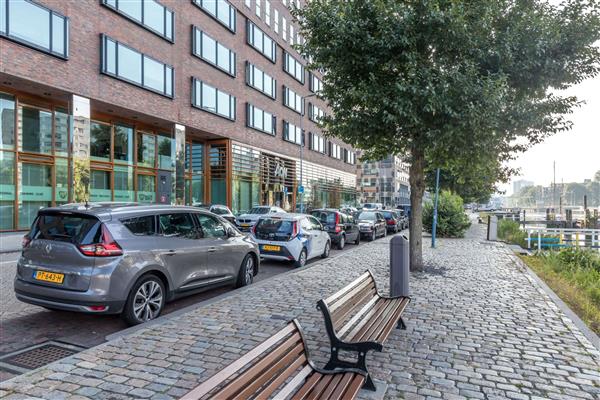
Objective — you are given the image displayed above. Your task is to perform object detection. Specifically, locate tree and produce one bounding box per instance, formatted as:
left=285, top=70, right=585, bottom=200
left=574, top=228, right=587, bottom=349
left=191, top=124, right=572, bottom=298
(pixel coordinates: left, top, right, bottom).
left=422, top=191, right=471, bottom=237
left=594, top=170, right=600, bottom=182
left=295, top=0, right=600, bottom=270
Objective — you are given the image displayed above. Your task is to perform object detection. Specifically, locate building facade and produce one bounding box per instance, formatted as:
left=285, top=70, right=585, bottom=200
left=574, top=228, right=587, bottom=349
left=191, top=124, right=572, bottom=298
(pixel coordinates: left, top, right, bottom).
left=0, top=0, right=358, bottom=231
left=357, top=155, right=410, bottom=208
left=512, top=179, right=534, bottom=196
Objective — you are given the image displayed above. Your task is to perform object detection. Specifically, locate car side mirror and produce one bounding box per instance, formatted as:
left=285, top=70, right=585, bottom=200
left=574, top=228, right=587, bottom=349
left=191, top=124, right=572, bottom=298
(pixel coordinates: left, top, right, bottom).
left=226, top=227, right=236, bottom=237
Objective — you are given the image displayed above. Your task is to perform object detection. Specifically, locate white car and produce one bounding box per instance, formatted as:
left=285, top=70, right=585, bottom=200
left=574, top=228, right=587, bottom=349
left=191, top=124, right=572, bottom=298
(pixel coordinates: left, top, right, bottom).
left=362, top=202, right=383, bottom=211
left=252, top=213, right=331, bottom=267
left=236, top=206, right=286, bottom=232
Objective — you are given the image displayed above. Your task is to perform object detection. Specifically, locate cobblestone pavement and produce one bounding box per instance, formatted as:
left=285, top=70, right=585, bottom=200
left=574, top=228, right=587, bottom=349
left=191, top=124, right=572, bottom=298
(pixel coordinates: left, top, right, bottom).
left=1, top=223, right=599, bottom=400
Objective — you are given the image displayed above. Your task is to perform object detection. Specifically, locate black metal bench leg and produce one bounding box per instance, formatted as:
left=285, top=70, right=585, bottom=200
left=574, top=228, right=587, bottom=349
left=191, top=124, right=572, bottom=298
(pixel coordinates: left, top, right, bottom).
left=397, top=317, right=407, bottom=330
left=363, top=374, right=377, bottom=391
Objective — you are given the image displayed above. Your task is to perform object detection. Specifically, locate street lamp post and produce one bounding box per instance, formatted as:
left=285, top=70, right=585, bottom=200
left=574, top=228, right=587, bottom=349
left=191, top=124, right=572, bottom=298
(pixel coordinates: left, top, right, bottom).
left=299, top=93, right=316, bottom=214
left=432, top=168, right=441, bottom=248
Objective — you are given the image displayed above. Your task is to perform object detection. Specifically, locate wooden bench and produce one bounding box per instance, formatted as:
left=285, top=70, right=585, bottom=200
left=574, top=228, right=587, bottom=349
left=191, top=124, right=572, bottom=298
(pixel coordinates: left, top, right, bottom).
left=180, top=319, right=367, bottom=400
left=317, top=270, right=411, bottom=391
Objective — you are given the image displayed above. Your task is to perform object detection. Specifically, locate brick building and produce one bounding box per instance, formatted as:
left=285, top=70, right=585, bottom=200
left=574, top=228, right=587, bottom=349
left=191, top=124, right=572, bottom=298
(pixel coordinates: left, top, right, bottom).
left=0, top=0, right=358, bottom=231
left=357, top=155, right=410, bottom=208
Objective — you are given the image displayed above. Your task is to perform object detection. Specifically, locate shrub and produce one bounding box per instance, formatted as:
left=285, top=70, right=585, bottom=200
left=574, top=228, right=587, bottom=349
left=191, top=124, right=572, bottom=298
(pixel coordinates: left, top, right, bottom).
left=497, top=219, right=528, bottom=247
left=423, top=190, right=471, bottom=238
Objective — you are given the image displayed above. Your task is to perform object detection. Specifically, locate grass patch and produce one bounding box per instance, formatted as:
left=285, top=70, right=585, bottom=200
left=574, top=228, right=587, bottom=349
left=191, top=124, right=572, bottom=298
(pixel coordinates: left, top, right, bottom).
left=519, top=249, right=600, bottom=336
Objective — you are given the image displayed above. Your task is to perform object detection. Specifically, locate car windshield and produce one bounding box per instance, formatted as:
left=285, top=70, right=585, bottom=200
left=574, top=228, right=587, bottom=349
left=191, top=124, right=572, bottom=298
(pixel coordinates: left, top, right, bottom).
left=211, top=207, right=229, bottom=215
left=358, top=212, right=377, bottom=221
left=382, top=211, right=394, bottom=219
left=249, top=207, right=270, bottom=215
left=255, top=218, right=294, bottom=241
left=363, top=204, right=375, bottom=209
left=311, top=211, right=336, bottom=224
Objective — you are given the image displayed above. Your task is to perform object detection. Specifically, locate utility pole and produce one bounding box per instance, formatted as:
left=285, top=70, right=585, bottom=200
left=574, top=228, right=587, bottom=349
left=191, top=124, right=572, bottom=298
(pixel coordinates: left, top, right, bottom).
left=299, top=93, right=316, bottom=213
left=432, top=168, right=440, bottom=248
left=553, top=160, right=556, bottom=213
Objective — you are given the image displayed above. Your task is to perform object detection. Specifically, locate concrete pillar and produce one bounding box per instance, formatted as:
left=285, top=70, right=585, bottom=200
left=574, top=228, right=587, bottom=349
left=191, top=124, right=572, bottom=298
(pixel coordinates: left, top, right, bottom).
left=174, top=124, right=186, bottom=205
left=71, top=95, right=90, bottom=203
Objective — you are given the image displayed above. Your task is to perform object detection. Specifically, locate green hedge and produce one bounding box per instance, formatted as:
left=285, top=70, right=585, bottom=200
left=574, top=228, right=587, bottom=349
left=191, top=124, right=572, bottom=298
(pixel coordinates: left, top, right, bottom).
left=423, top=190, right=471, bottom=238
left=497, top=219, right=528, bottom=248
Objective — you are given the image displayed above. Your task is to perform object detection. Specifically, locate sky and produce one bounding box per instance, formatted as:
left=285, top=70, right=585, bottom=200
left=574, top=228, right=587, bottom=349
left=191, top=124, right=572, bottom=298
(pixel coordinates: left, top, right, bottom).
left=500, top=75, right=600, bottom=196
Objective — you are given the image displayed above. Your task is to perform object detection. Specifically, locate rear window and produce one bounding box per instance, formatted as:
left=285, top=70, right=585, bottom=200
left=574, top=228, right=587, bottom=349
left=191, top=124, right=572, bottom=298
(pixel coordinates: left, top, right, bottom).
left=211, top=207, right=229, bottom=215
left=382, top=211, right=394, bottom=219
left=311, top=211, right=336, bottom=224
left=31, top=212, right=101, bottom=245
left=249, top=207, right=270, bottom=215
left=255, top=218, right=294, bottom=240
left=358, top=212, right=377, bottom=221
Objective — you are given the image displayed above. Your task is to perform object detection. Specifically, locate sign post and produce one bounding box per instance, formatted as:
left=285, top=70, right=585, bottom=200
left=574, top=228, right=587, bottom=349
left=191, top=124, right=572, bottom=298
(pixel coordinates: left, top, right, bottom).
left=432, top=168, right=440, bottom=248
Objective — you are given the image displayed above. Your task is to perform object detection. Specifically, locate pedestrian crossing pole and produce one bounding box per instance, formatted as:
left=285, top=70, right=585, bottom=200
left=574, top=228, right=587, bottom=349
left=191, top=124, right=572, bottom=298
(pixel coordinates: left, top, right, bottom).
left=432, top=168, right=440, bottom=248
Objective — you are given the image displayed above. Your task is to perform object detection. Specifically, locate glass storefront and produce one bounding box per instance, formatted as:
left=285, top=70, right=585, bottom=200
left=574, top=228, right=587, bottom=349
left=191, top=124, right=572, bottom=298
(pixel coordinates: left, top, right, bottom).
left=18, top=162, right=52, bottom=229
left=232, top=144, right=260, bottom=214
left=0, top=151, right=15, bottom=230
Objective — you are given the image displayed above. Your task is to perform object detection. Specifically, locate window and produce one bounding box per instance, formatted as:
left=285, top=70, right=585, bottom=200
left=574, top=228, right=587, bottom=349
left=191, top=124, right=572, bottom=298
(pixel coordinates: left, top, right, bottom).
left=90, top=169, right=112, bottom=201
left=255, top=0, right=261, bottom=17
left=289, top=24, right=294, bottom=45
left=0, top=94, right=15, bottom=150
left=246, top=20, right=276, bottom=62
left=283, top=51, right=304, bottom=84
left=309, top=132, right=326, bottom=153
left=245, top=62, right=276, bottom=99
left=283, top=121, right=303, bottom=145
left=101, top=35, right=173, bottom=97
left=158, top=213, right=198, bottom=238
left=282, top=16, right=287, bottom=40
left=308, top=103, right=324, bottom=123
left=122, top=215, right=156, bottom=236
left=192, top=79, right=236, bottom=120
left=283, top=86, right=303, bottom=114
left=137, top=174, right=155, bottom=203
left=192, top=0, right=236, bottom=33
left=329, top=142, right=342, bottom=159
left=90, top=122, right=111, bottom=161
left=18, top=105, right=52, bottom=155
left=309, top=72, right=323, bottom=93
left=0, top=0, right=69, bottom=58
left=265, top=1, right=271, bottom=26
left=114, top=124, right=133, bottom=164
left=157, top=134, right=174, bottom=170
left=193, top=27, right=236, bottom=76
left=101, top=0, right=174, bottom=41
left=344, top=149, right=356, bottom=164
left=196, top=213, right=226, bottom=238
left=245, top=0, right=250, bottom=8
left=274, top=9, right=279, bottom=34
left=137, top=132, right=156, bottom=168
left=54, top=108, right=69, bottom=157
left=246, top=104, right=275, bottom=135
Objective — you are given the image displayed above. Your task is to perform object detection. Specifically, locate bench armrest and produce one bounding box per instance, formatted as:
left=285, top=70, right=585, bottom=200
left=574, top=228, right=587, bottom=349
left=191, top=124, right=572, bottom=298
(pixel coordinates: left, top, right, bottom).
left=333, top=338, right=383, bottom=353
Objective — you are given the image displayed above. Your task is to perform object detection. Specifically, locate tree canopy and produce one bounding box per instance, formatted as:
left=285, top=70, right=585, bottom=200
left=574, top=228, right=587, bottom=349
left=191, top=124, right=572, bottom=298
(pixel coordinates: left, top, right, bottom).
left=295, top=0, right=600, bottom=270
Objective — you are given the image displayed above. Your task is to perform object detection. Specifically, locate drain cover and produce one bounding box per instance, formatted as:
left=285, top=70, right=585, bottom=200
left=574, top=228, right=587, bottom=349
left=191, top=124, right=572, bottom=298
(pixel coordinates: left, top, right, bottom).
left=0, top=341, right=85, bottom=374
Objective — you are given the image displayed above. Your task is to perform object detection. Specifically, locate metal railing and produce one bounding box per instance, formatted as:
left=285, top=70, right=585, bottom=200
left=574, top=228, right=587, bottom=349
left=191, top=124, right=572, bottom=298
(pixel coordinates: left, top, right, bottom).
left=525, top=227, right=600, bottom=251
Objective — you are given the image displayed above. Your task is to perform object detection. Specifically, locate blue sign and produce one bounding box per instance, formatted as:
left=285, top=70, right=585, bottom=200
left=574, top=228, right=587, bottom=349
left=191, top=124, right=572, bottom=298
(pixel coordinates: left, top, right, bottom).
left=298, top=185, right=305, bottom=194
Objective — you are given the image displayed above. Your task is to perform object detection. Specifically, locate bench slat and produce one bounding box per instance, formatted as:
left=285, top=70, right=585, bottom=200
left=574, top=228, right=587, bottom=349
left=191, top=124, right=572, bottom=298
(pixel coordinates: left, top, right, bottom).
left=290, top=371, right=322, bottom=400
left=375, top=298, right=410, bottom=343
left=327, top=372, right=354, bottom=400
left=343, top=297, right=389, bottom=342
left=328, top=277, right=374, bottom=315
left=269, top=364, right=313, bottom=400
left=324, top=271, right=371, bottom=305
left=254, top=354, right=307, bottom=399
left=356, top=298, right=402, bottom=342
left=345, top=374, right=367, bottom=399
left=336, top=296, right=379, bottom=338
left=332, top=286, right=377, bottom=331
left=319, top=373, right=344, bottom=399
left=180, top=323, right=296, bottom=400
left=306, top=374, right=335, bottom=399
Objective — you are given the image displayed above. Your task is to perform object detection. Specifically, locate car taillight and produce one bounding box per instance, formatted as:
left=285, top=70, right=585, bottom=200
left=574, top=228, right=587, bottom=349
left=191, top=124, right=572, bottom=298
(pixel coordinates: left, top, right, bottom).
left=387, top=219, right=395, bottom=225
left=290, top=221, right=299, bottom=240
left=334, top=213, right=342, bottom=233
left=79, top=224, right=123, bottom=257
left=22, top=235, right=31, bottom=248
left=251, top=223, right=258, bottom=236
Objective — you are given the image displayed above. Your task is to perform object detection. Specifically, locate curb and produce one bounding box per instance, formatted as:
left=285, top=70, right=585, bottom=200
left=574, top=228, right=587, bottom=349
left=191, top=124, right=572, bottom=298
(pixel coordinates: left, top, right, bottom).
left=0, top=249, right=21, bottom=255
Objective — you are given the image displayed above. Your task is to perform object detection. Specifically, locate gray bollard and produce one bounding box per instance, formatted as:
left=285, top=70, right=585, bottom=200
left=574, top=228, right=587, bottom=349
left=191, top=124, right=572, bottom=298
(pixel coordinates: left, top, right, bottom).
left=390, top=235, right=409, bottom=297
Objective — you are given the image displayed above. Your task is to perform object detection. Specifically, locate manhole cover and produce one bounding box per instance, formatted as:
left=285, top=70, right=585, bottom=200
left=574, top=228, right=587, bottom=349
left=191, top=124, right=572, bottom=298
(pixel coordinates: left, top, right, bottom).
left=0, top=341, right=85, bottom=374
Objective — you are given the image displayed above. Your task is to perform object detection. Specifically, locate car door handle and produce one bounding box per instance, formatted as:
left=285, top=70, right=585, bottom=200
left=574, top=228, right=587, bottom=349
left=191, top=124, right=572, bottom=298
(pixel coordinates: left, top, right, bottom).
left=164, top=250, right=177, bottom=256
left=207, top=247, right=217, bottom=253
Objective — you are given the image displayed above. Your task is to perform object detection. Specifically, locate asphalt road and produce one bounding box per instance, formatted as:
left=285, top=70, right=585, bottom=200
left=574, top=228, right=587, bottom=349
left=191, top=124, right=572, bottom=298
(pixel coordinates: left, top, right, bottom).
left=0, top=239, right=371, bottom=381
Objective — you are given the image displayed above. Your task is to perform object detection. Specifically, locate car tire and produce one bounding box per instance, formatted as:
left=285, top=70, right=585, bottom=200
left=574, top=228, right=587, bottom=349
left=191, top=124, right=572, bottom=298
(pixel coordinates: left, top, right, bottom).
left=321, top=241, right=331, bottom=258
left=354, top=234, right=360, bottom=245
left=384, top=228, right=388, bottom=237
left=236, top=253, right=256, bottom=288
left=295, top=248, right=307, bottom=268
left=122, top=274, right=165, bottom=326
left=370, top=231, right=376, bottom=241
left=337, top=235, right=346, bottom=250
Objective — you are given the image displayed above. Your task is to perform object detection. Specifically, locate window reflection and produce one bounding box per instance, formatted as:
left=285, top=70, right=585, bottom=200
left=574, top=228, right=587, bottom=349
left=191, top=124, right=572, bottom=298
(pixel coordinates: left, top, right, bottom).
left=90, top=122, right=111, bottom=161
left=19, top=106, right=52, bottom=154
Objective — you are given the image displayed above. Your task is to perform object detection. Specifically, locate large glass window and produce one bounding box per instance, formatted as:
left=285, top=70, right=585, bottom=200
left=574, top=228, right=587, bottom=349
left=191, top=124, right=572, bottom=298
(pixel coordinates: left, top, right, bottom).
left=283, top=51, right=305, bottom=84
left=54, top=108, right=69, bottom=157
left=18, top=163, right=51, bottom=229
left=246, top=20, right=276, bottom=62
left=193, top=0, right=236, bottom=33
left=157, top=134, right=174, bottom=170
left=0, top=151, right=15, bottom=230
left=1, top=0, right=69, bottom=58
left=90, top=122, right=111, bottom=162
left=245, top=62, right=276, bottom=99
left=246, top=104, right=275, bottom=135
left=137, top=132, right=156, bottom=168
left=283, top=86, right=303, bottom=114
left=309, top=132, right=326, bottom=153
left=137, top=174, right=155, bottom=203
left=309, top=72, right=323, bottom=93
left=192, top=27, right=236, bottom=76
left=101, top=35, right=174, bottom=97
left=0, top=93, right=15, bottom=150
left=19, top=105, right=52, bottom=154
left=90, top=169, right=112, bottom=202
left=158, top=213, right=198, bottom=238
left=114, top=124, right=133, bottom=164
left=329, top=142, right=342, bottom=159
left=283, top=121, right=303, bottom=145
left=308, top=103, right=325, bottom=123
left=192, top=79, right=236, bottom=120
left=114, top=165, right=135, bottom=201
left=101, top=0, right=174, bottom=41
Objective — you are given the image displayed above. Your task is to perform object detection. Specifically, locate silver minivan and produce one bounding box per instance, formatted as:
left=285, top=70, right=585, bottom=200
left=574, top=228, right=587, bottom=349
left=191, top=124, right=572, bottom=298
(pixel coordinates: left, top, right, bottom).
left=14, top=203, right=260, bottom=325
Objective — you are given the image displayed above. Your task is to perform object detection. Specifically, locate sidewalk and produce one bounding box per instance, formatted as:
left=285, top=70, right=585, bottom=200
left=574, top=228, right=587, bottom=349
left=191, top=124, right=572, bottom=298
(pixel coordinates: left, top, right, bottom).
left=1, top=224, right=599, bottom=399
left=0, top=233, right=23, bottom=254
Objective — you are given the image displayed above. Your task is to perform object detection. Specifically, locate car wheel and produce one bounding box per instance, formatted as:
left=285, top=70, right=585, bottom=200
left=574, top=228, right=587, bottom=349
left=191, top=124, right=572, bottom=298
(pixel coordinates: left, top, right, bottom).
left=354, top=234, right=360, bottom=245
left=295, top=248, right=307, bottom=268
left=384, top=228, right=388, bottom=237
left=321, top=241, right=331, bottom=258
left=236, top=253, right=256, bottom=288
left=337, top=235, right=346, bottom=250
left=370, top=231, right=376, bottom=241
left=122, top=274, right=165, bottom=326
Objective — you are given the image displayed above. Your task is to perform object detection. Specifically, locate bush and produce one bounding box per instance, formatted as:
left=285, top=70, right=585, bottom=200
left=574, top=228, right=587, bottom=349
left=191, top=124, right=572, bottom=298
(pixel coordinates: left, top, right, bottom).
left=423, top=190, right=471, bottom=238
left=497, top=219, right=528, bottom=247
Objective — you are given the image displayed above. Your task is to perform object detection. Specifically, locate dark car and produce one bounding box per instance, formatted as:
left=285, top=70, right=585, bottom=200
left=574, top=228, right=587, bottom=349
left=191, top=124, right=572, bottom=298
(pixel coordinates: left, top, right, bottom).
left=311, top=209, right=360, bottom=249
left=381, top=210, right=403, bottom=233
left=356, top=211, right=387, bottom=241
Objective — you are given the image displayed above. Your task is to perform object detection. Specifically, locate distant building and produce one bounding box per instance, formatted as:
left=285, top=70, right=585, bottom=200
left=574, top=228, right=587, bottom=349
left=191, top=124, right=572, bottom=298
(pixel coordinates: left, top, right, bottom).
left=513, top=179, right=534, bottom=195
left=357, top=155, right=410, bottom=207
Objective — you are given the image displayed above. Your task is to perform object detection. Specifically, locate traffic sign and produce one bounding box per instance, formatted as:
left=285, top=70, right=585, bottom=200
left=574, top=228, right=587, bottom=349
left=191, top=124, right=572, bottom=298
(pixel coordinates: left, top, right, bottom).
left=298, top=185, right=305, bottom=194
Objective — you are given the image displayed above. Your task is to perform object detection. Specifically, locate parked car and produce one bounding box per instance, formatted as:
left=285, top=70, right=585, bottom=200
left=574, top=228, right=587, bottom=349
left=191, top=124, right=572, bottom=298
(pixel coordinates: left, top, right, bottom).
left=193, top=203, right=236, bottom=224
left=252, top=213, right=331, bottom=267
left=356, top=211, right=387, bottom=241
left=311, top=209, right=360, bottom=249
left=339, top=206, right=358, bottom=215
left=236, top=206, right=287, bottom=231
left=15, top=203, right=260, bottom=325
left=362, top=202, right=383, bottom=211
left=381, top=210, right=403, bottom=233
left=394, top=210, right=409, bottom=230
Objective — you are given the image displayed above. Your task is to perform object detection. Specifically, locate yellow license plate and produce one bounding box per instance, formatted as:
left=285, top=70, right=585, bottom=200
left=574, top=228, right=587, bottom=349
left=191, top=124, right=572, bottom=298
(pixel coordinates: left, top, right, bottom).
left=262, top=245, right=280, bottom=252
left=34, top=271, right=64, bottom=284
left=241, top=224, right=250, bottom=227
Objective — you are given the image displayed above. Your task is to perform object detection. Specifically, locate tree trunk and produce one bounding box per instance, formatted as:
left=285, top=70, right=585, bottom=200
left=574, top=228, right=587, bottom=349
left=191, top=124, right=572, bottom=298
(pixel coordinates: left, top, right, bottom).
left=409, top=145, right=426, bottom=271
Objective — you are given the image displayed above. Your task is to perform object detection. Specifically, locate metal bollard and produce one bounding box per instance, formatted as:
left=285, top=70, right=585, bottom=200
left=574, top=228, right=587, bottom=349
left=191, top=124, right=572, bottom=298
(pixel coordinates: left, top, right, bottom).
left=390, top=235, right=410, bottom=297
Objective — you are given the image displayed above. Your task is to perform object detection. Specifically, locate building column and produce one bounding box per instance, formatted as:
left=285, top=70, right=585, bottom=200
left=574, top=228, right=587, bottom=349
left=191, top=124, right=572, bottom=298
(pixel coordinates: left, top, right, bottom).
left=174, top=124, right=186, bottom=205
left=71, top=95, right=91, bottom=203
